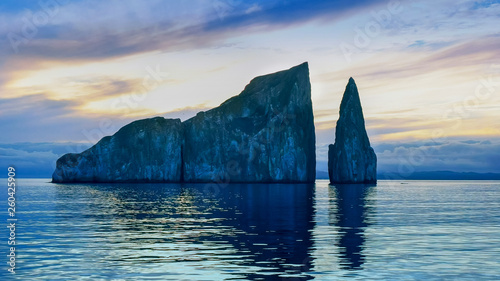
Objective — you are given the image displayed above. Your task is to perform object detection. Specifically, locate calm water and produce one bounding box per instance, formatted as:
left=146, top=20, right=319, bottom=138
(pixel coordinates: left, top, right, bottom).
left=1, top=179, right=500, bottom=280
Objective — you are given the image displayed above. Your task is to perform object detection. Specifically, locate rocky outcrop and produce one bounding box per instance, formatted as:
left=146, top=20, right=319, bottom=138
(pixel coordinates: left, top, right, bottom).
left=52, top=117, right=183, bottom=183
left=183, top=62, right=315, bottom=183
left=52, top=62, right=316, bottom=183
left=328, top=78, right=377, bottom=184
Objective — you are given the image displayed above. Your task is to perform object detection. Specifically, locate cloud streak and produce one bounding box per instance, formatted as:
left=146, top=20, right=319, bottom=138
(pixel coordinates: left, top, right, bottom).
left=0, top=0, right=385, bottom=61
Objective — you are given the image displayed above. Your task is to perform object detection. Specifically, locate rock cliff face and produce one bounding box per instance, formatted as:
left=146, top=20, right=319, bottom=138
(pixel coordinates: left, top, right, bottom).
left=183, top=62, right=315, bottom=183
left=328, top=78, right=377, bottom=184
left=52, top=62, right=316, bottom=183
left=52, top=117, right=183, bottom=183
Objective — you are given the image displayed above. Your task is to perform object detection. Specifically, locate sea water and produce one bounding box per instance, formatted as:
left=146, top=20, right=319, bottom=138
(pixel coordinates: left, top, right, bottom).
left=1, top=179, right=499, bottom=280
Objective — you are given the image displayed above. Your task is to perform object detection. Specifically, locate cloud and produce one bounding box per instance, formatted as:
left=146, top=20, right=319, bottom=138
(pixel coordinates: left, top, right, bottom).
left=205, top=0, right=387, bottom=30
left=422, top=35, right=500, bottom=68
left=2, top=67, right=182, bottom=117
left=325, top=35, right=500, bottom=83
left=0, top=94, right=76, bottom=118
left=373, top=139, right=500, bottom=174
left=0, top=93, right=141, bottom=143
left=0, top=90, right=226, bottom=144
left=245, top=4, right=262, bottom=14
left=0, top=0, right=386, bottom=61
left=380, top=0, right=500, bottom=45
left=5, top=74, right=145, bottom=99
left=0, top=1, right=216, bottom=59
left=315, top=138, right=500, bottom=175
left=65, top=77, right=143, bottom=99
left=0, top=142, right=93, bottom=178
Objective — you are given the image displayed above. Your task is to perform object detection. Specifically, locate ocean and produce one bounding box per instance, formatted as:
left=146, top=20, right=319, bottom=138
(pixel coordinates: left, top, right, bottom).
left=1, top=179, right=499, bottom=280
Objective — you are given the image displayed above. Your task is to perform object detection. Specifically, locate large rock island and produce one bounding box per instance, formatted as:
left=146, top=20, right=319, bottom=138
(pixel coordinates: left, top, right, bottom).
left=328, top=78, right=377, bottom=184
left=52, top=62, right=316, bottom=183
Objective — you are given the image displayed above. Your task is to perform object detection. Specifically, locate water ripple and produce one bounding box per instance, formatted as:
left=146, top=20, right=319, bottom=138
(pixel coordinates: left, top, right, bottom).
left=0, top=180, right=499, bottom=280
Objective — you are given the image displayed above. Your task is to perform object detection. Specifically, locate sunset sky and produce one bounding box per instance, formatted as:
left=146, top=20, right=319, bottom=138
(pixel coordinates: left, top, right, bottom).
left=1, top=0, right=499, bottom=177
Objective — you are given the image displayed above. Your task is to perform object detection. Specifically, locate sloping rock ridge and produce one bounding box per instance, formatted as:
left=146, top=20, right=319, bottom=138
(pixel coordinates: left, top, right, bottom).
left=52, top=62, right=316, bottom=183
left=52, top=117, right=183, bottom=183
left=328, top=78, right=377, bottom=184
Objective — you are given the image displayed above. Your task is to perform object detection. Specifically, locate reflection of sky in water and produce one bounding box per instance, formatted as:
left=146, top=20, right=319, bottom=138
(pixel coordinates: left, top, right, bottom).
left=1, top=180, right=500, bottom=280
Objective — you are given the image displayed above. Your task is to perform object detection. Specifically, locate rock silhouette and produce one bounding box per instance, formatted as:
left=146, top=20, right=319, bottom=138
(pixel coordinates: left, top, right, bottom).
left=328, top=78, right=377, bottom=184
left=52, top=63, right=316, bottom=183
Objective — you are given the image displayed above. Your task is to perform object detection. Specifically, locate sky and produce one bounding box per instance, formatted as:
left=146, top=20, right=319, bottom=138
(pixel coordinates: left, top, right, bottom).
left=0, top=0, right=499, bottom=178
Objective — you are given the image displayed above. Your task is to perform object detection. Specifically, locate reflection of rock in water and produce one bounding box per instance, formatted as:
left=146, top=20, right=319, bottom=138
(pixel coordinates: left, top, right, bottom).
left=215, top=183, right=316, bottom=280
left=54, top=183, right=316, bottom=280
left=329, top=184, right=375, bottom=270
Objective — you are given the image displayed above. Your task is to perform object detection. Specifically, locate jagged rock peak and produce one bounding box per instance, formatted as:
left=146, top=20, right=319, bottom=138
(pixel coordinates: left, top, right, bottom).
left=183, top=62, right=316, bottom=183
left=328, top=77, right=377, bottom=184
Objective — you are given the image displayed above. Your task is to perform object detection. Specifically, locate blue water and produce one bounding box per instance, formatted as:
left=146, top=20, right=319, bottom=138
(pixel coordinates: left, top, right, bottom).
left=1, top=179, right=500, bottom=280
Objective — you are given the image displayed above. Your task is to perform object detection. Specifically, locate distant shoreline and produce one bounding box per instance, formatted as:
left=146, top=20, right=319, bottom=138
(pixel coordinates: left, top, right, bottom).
left=316, top=171, right=500, bottom=181
left=3, top=175, right=500, bottom=181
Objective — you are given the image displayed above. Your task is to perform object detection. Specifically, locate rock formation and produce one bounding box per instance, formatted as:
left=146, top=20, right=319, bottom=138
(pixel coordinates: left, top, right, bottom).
left=52, top=62, right=316, bottom=183
left=52, top=117, right=183, bottom=183
left=328, top=78, right=377, bottom=184
left=183, top=62, right=315, bottom=183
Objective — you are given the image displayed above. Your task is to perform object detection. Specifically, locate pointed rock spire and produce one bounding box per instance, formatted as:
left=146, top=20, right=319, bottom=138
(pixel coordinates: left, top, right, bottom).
left=328, top=78, right=377, bottom=184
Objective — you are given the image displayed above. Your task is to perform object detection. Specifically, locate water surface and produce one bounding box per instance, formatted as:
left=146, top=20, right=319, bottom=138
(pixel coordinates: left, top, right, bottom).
left=1, top=179, right=499, bottom=280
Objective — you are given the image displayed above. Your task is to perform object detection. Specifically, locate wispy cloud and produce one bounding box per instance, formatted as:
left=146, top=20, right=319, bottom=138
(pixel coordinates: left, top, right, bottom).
left=0, top=0, right=386, bottom=61
left=318, top=35, right=500, bottom=83
left=0, top=93, right=140, bottom=143
left=0, top=94, right=76, bottom=118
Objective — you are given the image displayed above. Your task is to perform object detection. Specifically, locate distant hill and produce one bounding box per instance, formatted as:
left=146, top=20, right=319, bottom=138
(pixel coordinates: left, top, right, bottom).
left=379, top=171, right=500, bottom=180
left=316, top=171, right=500, bottom=180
